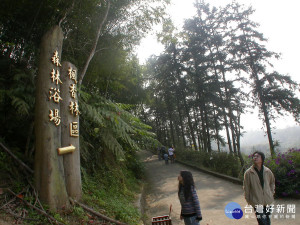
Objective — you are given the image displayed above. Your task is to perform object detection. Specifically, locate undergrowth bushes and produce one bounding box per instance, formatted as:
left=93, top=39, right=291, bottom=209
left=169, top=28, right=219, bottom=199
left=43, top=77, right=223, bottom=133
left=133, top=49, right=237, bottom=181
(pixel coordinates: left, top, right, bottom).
left=80, top=149, right=145, bottom=224
left=81, top=164, right=142, bottom=224
left=262, top=149, right=299, bottom=198
left=176, top=149, right=242, bottom=178
left=0, top=145, right=144, bottom=224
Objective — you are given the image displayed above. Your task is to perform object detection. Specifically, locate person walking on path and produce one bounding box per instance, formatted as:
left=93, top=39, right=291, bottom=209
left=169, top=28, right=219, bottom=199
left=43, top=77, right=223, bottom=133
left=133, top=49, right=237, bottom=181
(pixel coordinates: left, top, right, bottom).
left=243, top=151, right=275, bottom=225
left=178, top=170, right=202, bottom=225
left=158, top=146, right=162, bottom=161
left=168, top=146, right=175, bottom=164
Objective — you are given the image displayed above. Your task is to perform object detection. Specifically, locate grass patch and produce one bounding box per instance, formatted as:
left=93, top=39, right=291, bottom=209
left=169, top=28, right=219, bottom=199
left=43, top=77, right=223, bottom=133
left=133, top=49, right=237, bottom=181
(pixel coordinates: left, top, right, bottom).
left=80, top=166, right=142, bottom=224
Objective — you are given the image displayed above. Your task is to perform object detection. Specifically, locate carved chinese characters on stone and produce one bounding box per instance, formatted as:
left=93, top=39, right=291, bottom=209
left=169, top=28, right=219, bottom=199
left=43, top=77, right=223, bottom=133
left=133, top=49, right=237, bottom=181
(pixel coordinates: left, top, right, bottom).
left=49, top=109, right=61, bottom=126
left=49, top=50, right=63, bottom=126
left=51, top=69, right=62, bottom=85
left=51, top=50, right=62, bottom=67
left=68, top=67, right=77, bottom=83
left=70, top=122, right=79, bottom=137
left=69, top=101, right=80, bottom=116
left=68, top=66, right=80, bottom=118
left=49, top=87, right=63, bottom=103
left=69, top=84, right=77, bottom=99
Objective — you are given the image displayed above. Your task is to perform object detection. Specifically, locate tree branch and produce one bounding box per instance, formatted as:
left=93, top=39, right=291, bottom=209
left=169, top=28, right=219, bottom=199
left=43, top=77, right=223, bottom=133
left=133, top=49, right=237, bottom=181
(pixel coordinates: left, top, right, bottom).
left=7, top=189, right=64, bottom=225
left=26, top=178, right=54, bottom=224
left=59, top=0, right=75, bottom=27
left=4, top=208, right=39, bottom=222
left=0, top=142, right=33, bottom=174
left=78, top=0, right=111, bottom=86
left=69, top=198, right=127, bottom=225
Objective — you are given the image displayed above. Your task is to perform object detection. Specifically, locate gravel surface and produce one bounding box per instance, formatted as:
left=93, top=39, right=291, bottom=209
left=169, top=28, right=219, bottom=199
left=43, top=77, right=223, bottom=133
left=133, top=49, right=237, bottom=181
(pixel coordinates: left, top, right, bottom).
left=140, top=150, right=300, bottom=225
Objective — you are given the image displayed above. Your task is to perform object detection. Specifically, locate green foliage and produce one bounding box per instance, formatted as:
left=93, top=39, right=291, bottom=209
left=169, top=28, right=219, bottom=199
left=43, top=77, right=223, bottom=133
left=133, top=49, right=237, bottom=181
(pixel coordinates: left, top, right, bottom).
left=81, top=163, right=142, bottom=224
left=0, top=0, right=167, bottom=223
left=0, top=1, right=167, bottom=223
left=176, top=148, right=241, bottom=178
left=79, top=87, right=158, bottom=168
left=0, top=57, right=35, bottom=157
left=124, top=149, right=145, bottom=179
left=0, top=0, right=73, bottom=64
left=264, top=149, right=300, bottom=198
left=0, top=156, right=64, bottom=224
left=0, top=148, right=143, bottom=224
left=144, top=0, right=300, bottom=159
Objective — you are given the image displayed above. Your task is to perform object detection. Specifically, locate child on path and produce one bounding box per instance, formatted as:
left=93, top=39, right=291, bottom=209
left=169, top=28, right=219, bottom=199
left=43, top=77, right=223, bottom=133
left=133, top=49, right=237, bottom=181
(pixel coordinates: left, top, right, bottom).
left=164, top=153, right=169, bottom=165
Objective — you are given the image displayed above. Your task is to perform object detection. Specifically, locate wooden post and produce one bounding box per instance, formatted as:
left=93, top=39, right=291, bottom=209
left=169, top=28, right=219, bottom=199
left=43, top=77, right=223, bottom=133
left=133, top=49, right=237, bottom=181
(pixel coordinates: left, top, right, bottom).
left=60, top=62, right=82, bottom=200
left=34, top=25, right=69, bottom=210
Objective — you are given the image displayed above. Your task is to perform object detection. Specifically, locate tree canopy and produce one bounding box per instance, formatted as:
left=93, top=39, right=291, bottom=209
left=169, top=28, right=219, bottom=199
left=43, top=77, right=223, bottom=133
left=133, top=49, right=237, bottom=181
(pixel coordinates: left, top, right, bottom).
left=143, top=1, right=300, bottom=158
left=0, top=0, right=169, bottom=176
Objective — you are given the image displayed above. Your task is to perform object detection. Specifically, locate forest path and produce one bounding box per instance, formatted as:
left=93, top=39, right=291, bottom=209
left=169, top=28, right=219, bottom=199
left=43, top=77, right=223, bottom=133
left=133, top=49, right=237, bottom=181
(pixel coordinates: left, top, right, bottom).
left=139, top=150, right=300, bottom=225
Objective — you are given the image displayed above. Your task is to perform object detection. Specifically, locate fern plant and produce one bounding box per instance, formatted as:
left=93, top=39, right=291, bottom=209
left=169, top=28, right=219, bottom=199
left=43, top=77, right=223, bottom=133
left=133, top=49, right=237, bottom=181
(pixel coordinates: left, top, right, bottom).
left=0, top=57, right=36, bottom=158
left=79, top=87, right=158, bottom=170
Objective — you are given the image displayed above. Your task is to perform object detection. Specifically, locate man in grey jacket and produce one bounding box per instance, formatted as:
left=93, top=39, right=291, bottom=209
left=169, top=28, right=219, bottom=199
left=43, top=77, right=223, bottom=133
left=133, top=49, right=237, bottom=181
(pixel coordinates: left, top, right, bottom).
left=243, top=151, right=275, bottom=225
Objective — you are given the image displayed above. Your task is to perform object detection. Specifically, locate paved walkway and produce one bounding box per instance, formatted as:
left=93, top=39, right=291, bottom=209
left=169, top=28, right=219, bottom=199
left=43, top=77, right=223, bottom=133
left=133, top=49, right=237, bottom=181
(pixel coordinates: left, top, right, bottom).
left=140, top=151, right=300, bottom=225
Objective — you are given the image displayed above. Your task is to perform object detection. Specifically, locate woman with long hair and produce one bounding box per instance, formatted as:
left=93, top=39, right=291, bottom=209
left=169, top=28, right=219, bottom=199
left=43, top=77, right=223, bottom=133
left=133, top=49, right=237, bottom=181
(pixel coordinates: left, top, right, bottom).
left=178, top=171, right=202, bottom=225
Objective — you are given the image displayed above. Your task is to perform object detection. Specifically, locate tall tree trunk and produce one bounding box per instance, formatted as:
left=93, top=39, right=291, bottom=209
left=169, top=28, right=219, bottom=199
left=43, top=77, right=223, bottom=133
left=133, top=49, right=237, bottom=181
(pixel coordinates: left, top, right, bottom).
left=197, top=132, right=203, bottom=151
left=174, top=116, right=181, bottom=147
left=196, top=10, right=235, bottom=154
left=231, top=11, right=276, bottom=156
left=25, top=121, right=34, bottom=158
left=172, top=45, right=198, bottom=149
left=168, top=113, right=176, bottom=146
left=78, top=1, right=111, bottom=86
left=176, top=98, right=186, bottom=146
left=213, top=107, right=221, bottom=152
left=175, top=77, right=197, bottom=150
left=193, top=107, right=204, bottom=151
left=182, top=97, right=197, bottom=150
left=165, top=124, right=170, bottom=144
left=166, top=96, right=176, bottom=146
left=243, top=33, right=275, bottom=157
left=208, top=61, right=233, bottom=153
left=204, top=107, right=212, bottom=152
left=205, top=40, right=233, bottom=153
left=234, top=110, right=245, bottom=169
left=199, top=106, right=208, bottom=152
left=213, top=43, right=238, bottom=155
left=260, top=94, right=275, bottom=156
left=154, top=97, right=162, bottom=142
left=192, top=59, right=208, bottom=152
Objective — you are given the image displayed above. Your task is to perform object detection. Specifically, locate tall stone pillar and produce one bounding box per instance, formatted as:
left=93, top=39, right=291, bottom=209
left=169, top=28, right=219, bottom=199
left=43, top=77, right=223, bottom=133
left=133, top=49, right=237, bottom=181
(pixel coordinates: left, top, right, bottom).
left=34, top=25, right=69, bottom=210
left=60, top=62, right=82, bottom=200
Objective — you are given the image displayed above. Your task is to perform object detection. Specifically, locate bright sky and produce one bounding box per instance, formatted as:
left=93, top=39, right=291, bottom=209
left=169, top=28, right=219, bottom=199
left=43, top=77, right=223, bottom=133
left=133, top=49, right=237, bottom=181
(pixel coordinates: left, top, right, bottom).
left=137, top=0, right=300, bottom=131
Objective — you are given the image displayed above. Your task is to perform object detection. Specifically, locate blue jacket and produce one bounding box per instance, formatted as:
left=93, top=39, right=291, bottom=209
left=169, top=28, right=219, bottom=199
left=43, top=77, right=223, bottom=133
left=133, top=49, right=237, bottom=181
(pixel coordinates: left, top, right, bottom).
left=179, top=185, right=202, bottom=219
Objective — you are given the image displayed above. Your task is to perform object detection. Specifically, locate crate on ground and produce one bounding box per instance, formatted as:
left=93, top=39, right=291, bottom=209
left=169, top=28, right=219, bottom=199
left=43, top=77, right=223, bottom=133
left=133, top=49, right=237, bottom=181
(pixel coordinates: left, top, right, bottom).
left=151, top=215, right=172, bottom=225
left=151, top=205, right=172, bottom=225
